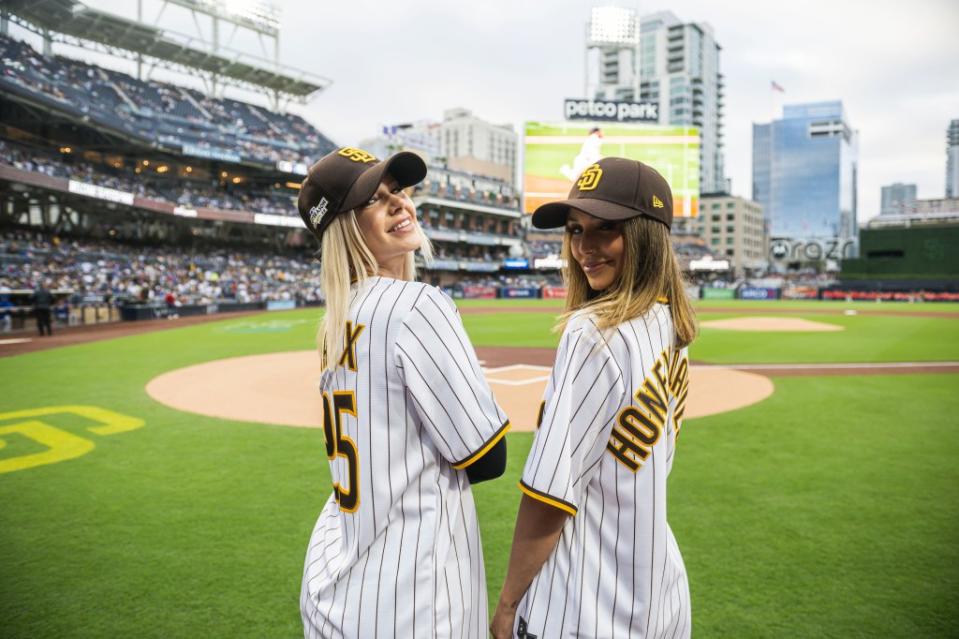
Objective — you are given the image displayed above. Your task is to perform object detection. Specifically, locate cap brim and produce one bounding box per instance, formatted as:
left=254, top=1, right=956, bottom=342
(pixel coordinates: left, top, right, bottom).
left=341, top=151, right=427, bottom=213
left=531, top=197, right=643, bottom=229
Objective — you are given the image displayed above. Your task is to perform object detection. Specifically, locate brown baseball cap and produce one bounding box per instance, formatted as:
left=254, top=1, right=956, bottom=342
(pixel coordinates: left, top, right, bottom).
left=532, top=157, right=674, bottom=230
left=297, top=146, right=427, bottom=241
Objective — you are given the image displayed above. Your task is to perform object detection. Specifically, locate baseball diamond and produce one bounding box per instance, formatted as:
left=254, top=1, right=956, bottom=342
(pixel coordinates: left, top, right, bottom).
left=2, top=299, right=958, bottom=637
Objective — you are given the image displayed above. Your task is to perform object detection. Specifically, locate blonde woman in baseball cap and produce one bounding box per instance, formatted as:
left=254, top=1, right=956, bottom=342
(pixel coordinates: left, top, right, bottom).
left=297, top=147, right=510, bottom=638
left=492, top=157, right=696, bottom=638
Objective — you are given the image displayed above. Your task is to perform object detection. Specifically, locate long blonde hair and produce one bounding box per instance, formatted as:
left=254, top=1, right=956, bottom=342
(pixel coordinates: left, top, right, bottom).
left=317, top=204, right=433, bottom=371
left=557, top=215, right=697, bottom=348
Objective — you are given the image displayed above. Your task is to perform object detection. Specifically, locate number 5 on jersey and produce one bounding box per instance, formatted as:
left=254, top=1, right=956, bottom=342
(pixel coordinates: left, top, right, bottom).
left=321, top=391, right=359, bottom=512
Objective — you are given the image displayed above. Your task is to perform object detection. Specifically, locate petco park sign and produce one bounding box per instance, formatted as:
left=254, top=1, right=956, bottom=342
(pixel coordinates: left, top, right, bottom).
left=564, top=98, right=659, bottom=123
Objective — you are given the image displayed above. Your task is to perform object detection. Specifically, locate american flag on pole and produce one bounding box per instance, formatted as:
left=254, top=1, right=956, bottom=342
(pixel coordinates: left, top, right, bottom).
left=771, top=80, right=785, bottom=93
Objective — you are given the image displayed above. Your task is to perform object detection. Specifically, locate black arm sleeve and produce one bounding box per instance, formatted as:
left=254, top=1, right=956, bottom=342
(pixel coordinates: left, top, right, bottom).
left=465, top=436, right=507, bottom=484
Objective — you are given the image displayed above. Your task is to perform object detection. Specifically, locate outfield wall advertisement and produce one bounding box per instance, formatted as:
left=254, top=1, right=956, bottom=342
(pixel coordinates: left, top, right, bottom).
left=523, top=121, right=700, bottom=218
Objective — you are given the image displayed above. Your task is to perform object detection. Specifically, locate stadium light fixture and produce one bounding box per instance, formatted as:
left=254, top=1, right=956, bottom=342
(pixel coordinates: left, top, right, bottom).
left=185, top=166, right=193, bottom=173
left=157, top=165, right=169, bottom=173
left=231, top=176, right=242, bottom=184
left=221, top=171, right=229, bottom=178
left=217, top=0, right=280, bottom=32
left=60, top=146, right=72, bottom=154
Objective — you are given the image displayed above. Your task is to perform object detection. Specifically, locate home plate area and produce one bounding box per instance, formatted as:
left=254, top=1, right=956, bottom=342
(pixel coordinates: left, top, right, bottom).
left=480, top=362, right=774, bottom=432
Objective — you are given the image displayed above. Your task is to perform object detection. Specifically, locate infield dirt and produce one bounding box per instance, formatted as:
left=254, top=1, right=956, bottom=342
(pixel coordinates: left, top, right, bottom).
left=145, top=349, right=776, bottom=430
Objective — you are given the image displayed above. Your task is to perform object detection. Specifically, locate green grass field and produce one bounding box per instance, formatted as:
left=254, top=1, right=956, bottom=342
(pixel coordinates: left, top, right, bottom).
left=456, top=299, right=959, bottom=362
left=2, top=302, right=958, bottom=637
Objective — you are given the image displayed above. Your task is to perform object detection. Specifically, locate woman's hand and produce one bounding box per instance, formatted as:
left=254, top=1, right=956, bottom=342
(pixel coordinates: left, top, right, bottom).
left=490, top=599, right=517, bottom=639
left=490, top=495, right=570, bottom=638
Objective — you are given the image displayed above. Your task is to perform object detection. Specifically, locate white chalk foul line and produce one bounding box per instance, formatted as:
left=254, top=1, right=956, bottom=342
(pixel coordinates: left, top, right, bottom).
left=483, top=364, right=552, bottom=374
left=487, top=376, right=551, bottom=386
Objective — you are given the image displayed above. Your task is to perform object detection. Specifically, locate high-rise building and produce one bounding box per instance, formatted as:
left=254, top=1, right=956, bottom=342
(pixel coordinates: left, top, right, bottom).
left=947, top=119, right=959, bottom=198
left=752, top=101, right=859, bottom=241
left=638, top=11, right=725, bottom=194
left=696, top=194, right=767, bottom=275
left=880, top=183, right=917, bottom=215
left=584, top=6, right=640, bottom=101
left=579, top=8, right=725, bottom=195
left=434, top=108, right=518, bottom=185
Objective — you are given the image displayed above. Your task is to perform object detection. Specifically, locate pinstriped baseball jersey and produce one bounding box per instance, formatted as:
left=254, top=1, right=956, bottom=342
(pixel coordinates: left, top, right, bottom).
left=300, top=277, right=509, bottom=639
left=516, top=303, right=691, bottom=638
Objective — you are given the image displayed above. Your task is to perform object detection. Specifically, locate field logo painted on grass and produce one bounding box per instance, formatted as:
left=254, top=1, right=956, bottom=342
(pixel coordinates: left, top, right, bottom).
left=0, top=405, right=144, bottom=474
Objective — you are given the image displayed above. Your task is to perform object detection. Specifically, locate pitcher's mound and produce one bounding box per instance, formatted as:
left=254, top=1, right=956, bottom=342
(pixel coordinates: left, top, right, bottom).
left=146, top=352, right=775, bottom=430
left=701, top=317, right=843, bottom=332
left=146, top=351, right=324, bottom=428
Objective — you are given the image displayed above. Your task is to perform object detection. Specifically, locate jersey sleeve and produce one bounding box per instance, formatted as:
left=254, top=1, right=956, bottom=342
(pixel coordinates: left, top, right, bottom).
left=395, top=286, right=510, bottom=468
left=519, top=317, right=626, bottom=515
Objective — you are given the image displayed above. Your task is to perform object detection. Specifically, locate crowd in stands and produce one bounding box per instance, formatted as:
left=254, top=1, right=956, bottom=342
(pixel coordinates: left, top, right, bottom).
left=430, top=243, right=512, bottom=263
left=452, top=274, right=564, bottom=290
left=419, top=213, right=522, bottom=238
left=527, top=240, right=563, bottom=257
left=0, top=34, right=335, bottom=167
left=0, top=229, right=323, bottom=306
left=0, top=139, right=295, bottom=215
left=413, top=178, right=520, bottom=211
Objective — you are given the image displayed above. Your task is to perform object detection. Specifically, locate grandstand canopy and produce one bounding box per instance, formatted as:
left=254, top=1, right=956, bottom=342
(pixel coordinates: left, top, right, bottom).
left=1, top=0, right=330, bottom=99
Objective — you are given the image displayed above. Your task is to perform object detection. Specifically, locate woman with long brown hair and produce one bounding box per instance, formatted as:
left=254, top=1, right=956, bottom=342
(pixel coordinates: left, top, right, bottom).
left=492, top=157, right=696, bottom=638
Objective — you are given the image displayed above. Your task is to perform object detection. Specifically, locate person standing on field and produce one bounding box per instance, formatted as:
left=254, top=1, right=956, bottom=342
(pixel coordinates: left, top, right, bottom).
left=492, top=157, right=696, bottom=638
left=296, top=147, right=510, bottom=638
left=33, top=281, right=54, bottom=336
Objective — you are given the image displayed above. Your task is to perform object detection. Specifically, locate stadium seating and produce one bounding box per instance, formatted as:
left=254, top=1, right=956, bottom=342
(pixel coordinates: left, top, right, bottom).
left=0, top=34, right=335, bottom=167
left=0, top=139, right=296, bottom=215
left=0, top=229, right=322, bottom=304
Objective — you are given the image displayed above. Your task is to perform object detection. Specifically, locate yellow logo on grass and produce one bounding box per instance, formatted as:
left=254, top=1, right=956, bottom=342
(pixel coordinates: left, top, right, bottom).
left=337, top=147, right=377, bottom=163
left=576, top=164, right=603, bottom=191
left=0, top=405, right=143, bottom=474
left=652, top=195, right=665, bottom=209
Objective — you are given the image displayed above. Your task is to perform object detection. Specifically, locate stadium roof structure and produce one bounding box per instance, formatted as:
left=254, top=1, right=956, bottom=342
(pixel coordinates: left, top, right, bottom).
left=0, top=0, right=331, bottom=102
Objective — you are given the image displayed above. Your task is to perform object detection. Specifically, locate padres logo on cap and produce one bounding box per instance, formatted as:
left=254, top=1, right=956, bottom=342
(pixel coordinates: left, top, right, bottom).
left=337, top=147, right=377, bottom=163
left=576, top=163, right=603, bottom=191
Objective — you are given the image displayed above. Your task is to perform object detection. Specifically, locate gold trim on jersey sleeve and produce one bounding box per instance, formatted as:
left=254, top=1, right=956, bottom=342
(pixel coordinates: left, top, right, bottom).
left=518, top=480, right=577, bottom=516
left=452, top=420, right=511, bottom=469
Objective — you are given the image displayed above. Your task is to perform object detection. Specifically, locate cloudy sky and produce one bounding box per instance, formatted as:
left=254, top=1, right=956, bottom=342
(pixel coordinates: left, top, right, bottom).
left=22, top=0, right=959, bottom=220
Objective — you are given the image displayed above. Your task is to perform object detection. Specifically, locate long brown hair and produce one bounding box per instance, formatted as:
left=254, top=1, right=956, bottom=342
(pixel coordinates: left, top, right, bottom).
left=557, top=215, right=697, bottom=348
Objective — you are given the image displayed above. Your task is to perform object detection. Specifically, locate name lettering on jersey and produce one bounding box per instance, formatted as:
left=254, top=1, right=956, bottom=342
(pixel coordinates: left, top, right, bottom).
left=338, top=321, right=365, bottom=372
left=667, top=348, right=689, bottom=425
left=607, top=348, right=689, bottom=472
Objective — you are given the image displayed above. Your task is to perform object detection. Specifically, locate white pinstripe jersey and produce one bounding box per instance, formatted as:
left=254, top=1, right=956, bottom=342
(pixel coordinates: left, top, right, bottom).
left=516, top=304, right=691, bottom=639
left=300, top=277, right=509, bottom=639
